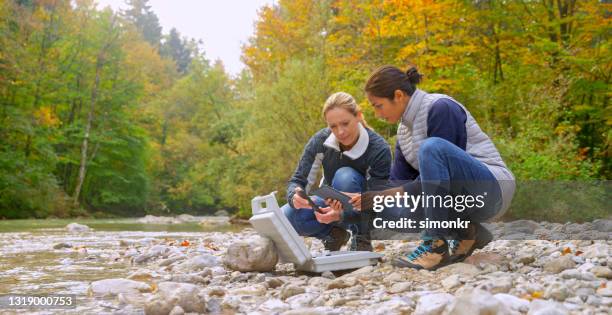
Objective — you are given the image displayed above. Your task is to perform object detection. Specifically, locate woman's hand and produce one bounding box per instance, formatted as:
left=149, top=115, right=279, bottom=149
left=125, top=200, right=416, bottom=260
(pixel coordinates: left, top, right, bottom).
left=325, top=198, right=344, bottom=212
left=291, top=187, right=311, bottom=209
left=314, top=206, right=341, bottom=224
left=343, top=192, right=362, bottom=211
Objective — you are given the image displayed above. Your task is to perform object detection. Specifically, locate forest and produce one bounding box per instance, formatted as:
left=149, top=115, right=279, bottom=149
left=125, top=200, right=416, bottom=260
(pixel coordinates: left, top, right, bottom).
left=0, top=0, right=609, bottom=220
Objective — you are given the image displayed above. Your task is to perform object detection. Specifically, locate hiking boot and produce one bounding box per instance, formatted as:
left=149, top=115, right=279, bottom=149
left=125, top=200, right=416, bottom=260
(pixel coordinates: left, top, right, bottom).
left=323, top=226, right=350, bottom=251
left=349, top=234, right=373, bottom=251
left=392, top=238, right=450, bottom=270
left=448, top=222, right=494, bottom=263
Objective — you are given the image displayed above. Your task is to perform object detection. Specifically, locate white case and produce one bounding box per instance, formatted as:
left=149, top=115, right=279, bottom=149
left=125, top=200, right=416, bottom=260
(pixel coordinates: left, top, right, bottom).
left=249, top=192, right=382, bottom=272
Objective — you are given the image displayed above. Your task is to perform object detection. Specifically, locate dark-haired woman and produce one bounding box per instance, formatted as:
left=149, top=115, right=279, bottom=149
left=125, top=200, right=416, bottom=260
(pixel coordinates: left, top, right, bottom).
left=346, top=66, right=515, bottom=270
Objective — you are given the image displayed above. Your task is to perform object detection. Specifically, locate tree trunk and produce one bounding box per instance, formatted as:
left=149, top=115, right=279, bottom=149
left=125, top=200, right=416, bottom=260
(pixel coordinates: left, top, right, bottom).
left=73, top=53, right=104, bottom=207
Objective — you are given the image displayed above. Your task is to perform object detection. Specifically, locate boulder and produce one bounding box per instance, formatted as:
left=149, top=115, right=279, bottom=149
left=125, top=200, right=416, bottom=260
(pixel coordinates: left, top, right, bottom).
left=144, top=282, right=206, bottom=315
left=223, top=236, right=278, bottom=272
left=88, top=278, right=152, bottom=297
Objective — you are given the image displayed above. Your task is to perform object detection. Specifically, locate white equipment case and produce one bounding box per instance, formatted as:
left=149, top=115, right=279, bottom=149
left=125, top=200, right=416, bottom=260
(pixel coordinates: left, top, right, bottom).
left=249, top=192, right=382, bottom=273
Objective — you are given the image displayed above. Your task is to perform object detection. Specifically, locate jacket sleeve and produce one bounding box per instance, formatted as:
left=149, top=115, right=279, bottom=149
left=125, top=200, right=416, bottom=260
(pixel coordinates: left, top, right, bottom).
left=390, top=140, right=420, bottom=181
left=427, top=98, right=467, bottom=150
left=286, top=135, right=321, bottom=208
left=365, top=142, right=392, bottom=190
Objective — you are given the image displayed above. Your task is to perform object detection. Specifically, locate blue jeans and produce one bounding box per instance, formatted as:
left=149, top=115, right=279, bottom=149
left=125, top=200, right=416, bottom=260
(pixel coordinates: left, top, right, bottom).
left=377, top=137, right=502, bottom=239
left=282, top=167, right=365, bottom=239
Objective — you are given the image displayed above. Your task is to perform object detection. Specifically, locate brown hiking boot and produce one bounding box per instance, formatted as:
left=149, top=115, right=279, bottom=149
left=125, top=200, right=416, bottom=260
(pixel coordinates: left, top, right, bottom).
left=392, top=238, right=451, bottom=270
left=323, top=226, right=350, bottom=251
left=448, top=222, right=493, bottom=263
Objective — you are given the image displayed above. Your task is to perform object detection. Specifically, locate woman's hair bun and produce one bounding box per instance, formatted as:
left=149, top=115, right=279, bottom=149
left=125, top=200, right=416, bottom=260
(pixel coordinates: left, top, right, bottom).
left=405, top=67, right=422, bottom=85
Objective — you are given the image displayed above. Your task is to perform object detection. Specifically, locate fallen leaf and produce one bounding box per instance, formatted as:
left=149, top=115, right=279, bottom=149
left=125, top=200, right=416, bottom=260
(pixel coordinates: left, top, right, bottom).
left=180, top=240, right=190, bottom=247
left=561, top=247, right=571, bottom=255
left=531, top=291, right=543, bottom=299
left=575, top=250, right=583, bottom=256
left=374, top=243, right=385, bottom=252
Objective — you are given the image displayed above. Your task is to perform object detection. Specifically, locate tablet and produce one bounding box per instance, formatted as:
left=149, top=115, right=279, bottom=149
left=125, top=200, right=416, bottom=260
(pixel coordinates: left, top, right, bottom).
left=311, top=185, right=354, bottom=212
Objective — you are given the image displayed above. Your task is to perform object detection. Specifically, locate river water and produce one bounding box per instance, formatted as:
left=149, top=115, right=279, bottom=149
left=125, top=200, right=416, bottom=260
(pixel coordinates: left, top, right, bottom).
left=0, top=218, right=242, bottom=314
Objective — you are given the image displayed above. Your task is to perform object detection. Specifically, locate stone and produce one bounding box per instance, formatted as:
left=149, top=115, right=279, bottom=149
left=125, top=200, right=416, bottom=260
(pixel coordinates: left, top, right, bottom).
left=88, top=278, right=152, bottom=297
left=207, top=287, right=226, bottom=297
left=464, top=252, right=508, bottom=268
left=438, top=263, right=480, bottom=277
left=414, top=293, right=455, bottom=315
left=544, top=282, right=570, bottom=301
left=477, top=277, right=513, bottom=294
left=596, top=286, right=612, bottom=297
left=493, top=293, right=530, bottom=313
left=326, top=277, right=357, bottom=290
left=223, top=236, right=278, bottom=272
left=168, top=305, right=184, bottom=315
left=285, top=293, right=318, bottom=309
left=517, top=253, right=536, bottom=265
left=229, top=284, right=267, bottom=296
left=266, top=277, right=284, bottom=289
left=169, top=274, right=208, bottom=285
left=443, top=289, right=510, bottom=315
left=53, top=242, right=72, bottom=249
left=388, top=282, right=412, bottom=294
left=144, top=283, right=206, bottom=315
left=66, top=222, right=90, bottom=232
left=585, top=295, right=601, bottom=306
left=281, top=284, right=306, bottom=300
left=590, top=266, right=612, bottom=279
left=582, top=243, right=609, bottom=259
left=527, top=299, right=569, bottom=315
left=543, top=256, right=576, bottom=274
left=258, top=298, right=289, bottom=312
left=366, top=298, right=414, bottom=315
left=174, top=254, right=220, bottom=271
left=281, top=307, right=330, bottom=315
left=158, top=256, right=186, bottom=267
left=133, top=245, right=179, bottom=264
left=321, top=271, right=335, bottom=279
left=441, top=275, right=461, bottom=290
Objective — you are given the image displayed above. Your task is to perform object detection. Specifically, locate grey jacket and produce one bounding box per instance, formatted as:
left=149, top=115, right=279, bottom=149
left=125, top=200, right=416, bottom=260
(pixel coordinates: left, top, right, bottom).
left=286, top=123, right=392, bottom=208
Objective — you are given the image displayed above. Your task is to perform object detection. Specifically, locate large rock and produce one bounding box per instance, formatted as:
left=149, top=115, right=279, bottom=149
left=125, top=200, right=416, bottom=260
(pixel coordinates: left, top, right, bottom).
left=144, top=282, right=206, bottom=315
left=443, top=289, right=510, bottom=315
left=543, top=256, right=575, bottom=274
left=493, top=294, right=530, bottom=313
left=66, top=222, right=90, bottom=232
left=414, top=293, right=455, bottom=315
left=88, top=278, right=152, bottom=297
left=527, top=299, right=569, bottom=315
left=223, top=236, right=278, bottom=272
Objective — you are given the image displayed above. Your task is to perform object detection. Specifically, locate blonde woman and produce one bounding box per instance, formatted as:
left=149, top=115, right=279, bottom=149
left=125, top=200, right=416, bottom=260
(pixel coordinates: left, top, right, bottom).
left=283, top=92, right=392, bottom=251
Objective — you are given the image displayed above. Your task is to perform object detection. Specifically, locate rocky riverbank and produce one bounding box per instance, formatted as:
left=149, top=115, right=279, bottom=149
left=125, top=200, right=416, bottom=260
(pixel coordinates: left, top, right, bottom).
left=80, top=219, right=611, bottom=314
left=0, top=219, right=610, bottom=314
